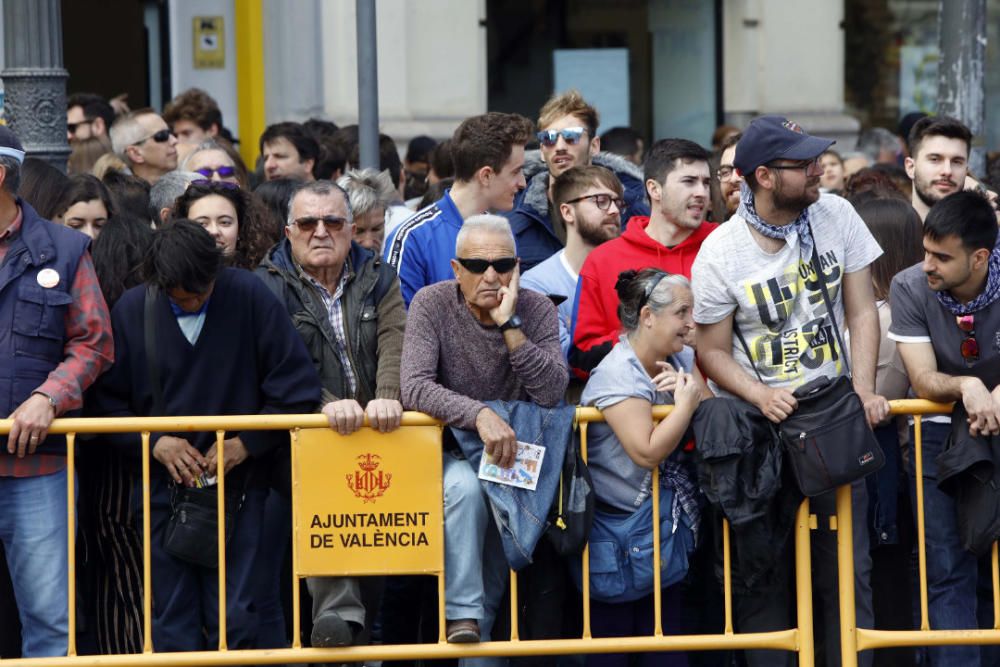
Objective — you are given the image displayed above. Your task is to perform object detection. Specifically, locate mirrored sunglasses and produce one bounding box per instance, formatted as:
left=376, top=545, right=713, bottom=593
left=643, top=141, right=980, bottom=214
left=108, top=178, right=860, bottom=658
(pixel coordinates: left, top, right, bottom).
left=536, top=127, right=588, bottom=147
left=194, top=166, right=237, bottom=179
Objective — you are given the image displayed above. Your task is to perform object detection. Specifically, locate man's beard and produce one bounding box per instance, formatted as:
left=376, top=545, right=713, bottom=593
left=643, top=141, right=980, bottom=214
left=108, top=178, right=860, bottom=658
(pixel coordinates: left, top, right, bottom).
left=773, top=177, right=820, bottom=215
left=914, top=175, right=954, bottom=209
left=577, top=216, right=620, bottom=246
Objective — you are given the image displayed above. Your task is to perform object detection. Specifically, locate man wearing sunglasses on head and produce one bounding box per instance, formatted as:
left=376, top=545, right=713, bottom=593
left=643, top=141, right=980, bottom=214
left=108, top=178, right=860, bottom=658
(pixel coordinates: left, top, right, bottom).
left=889, top=191, right=1000, bottom=666
left=505, top=90, right=649, bottom=273
left=385, top=112, right=534, bottom=307
left=109, top=108, right=179, bottom=186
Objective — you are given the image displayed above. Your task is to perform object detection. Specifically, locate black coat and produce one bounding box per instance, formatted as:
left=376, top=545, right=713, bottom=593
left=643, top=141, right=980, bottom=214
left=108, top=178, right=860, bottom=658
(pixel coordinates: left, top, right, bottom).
left=692, top=397, right=803, bottom=591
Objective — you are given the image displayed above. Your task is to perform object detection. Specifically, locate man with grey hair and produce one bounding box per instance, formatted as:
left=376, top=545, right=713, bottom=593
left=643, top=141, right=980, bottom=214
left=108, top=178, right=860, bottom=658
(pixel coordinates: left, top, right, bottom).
left=0, top=126, right=114, bottom=656
left=109, top=108, right=179, bottom=185
left=149, top=170, right=201, bottom=226
left=401, top=214, right=567, bottom=648
left=337, top=168, right=396, bottom=253
left=856, top=126, right=904, bottom=166
left=256, top=179, right=406, bottom=648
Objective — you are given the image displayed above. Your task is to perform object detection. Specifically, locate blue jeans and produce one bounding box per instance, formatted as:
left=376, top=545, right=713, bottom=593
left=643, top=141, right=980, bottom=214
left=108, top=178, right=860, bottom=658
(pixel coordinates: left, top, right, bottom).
left=443, top=450, right=509, bottom=667
left=908, top=422, right=980, bottom=665
left=0, top=469, right=71, bottom=657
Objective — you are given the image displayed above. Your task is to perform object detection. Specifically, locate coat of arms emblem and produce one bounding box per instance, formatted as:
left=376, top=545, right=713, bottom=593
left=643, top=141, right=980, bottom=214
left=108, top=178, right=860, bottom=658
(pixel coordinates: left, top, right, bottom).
left=346, top=453, right=392, bottom=503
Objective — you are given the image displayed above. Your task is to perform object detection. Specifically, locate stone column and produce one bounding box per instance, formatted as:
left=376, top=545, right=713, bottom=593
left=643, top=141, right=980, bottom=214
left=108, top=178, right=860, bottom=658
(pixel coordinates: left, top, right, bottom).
left=1, top=0, right=69, bottom=171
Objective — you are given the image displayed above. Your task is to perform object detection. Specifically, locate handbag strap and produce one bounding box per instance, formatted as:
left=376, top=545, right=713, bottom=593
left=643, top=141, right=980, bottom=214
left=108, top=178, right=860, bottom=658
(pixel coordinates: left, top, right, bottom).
left=732, top=225, right=852, bottom=383
left=808, top=224, right=852, bottom=377
left=144, top=285, right=165, bottom=416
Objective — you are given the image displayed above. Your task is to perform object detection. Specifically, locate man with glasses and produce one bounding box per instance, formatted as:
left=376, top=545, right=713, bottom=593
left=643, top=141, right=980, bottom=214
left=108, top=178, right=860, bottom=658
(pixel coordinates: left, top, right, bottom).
left=257, top=179, right=406, bottom=648
left=66, top=92, right=115, bottom=144
left=109, top=108, right=178, bottom=186
left=717, top=132, right=743, bottom=219
left=505, top=90, right=649, bottom=272
left=692, top=115, right=885, bottom=667
left=401, top=214, right=566, bottom=649
left=571, top=138, right=717, bottom=376
left=521, top=164, right=624, bottom=357
left=385, top=112, right=534, bottom=307
left=890, top=191, right=1000, bottom=665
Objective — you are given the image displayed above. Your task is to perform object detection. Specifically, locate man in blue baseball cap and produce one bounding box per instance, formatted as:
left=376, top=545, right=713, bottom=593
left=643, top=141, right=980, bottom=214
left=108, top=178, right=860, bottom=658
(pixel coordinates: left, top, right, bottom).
left=691, top=116, right=888, bottom=666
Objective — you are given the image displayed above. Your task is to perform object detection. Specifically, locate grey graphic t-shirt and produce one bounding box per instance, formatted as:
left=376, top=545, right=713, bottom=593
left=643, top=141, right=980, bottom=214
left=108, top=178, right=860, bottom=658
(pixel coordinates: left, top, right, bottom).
left=692, top=193, right=883, bottom=395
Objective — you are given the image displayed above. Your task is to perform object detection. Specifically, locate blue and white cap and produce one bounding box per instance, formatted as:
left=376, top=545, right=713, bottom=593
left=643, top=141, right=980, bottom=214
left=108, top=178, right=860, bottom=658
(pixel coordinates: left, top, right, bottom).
left=0, top=126, right=25, bottom=164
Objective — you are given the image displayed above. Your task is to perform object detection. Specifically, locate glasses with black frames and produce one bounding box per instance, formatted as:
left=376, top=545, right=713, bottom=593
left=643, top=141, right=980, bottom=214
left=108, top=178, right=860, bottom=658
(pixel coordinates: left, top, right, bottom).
left=565, top=193, right=625, bottom=211
left=455, top=257, right=518, bottom=274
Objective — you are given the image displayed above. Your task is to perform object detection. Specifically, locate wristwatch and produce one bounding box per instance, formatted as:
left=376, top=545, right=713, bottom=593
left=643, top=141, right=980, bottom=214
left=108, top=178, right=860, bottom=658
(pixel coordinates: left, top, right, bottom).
left=499, top=314, right=523, bottom=332
left=33, top=392, right=57, bottom=411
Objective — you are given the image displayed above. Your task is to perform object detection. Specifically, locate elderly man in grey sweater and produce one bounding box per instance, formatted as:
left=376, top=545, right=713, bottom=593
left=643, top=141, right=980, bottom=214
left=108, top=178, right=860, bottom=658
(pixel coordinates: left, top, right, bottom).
left=401, top=214, right=567, bottom=651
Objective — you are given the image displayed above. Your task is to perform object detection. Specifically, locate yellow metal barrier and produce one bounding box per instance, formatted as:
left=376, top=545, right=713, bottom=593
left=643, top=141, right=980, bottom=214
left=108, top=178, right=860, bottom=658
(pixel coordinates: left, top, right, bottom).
left=0, top=408, right=821, bottom=665
left=836, top=399, right=1000, bottom=665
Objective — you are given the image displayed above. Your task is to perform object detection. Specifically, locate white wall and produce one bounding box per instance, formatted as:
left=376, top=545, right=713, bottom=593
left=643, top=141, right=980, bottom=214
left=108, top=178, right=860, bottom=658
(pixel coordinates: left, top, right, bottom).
left=168, top=0, right=240, bottom=139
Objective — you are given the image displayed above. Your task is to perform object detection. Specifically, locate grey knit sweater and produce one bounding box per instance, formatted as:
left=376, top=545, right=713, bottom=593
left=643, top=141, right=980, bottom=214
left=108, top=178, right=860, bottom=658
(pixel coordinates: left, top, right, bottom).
left=401, top=280, right=568, bottom=429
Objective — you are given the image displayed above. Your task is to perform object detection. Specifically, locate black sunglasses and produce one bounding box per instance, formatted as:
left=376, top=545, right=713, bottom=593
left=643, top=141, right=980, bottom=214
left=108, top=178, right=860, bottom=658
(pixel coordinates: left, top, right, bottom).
left=290, top=216, right=348, bottom=233
left=456, top=257, right=518, bottom=274
left=132, top=128, right=174, bottom=146
left=67, top=118, right=95, bottom=134
left=194, top=165, right=237, bottom=179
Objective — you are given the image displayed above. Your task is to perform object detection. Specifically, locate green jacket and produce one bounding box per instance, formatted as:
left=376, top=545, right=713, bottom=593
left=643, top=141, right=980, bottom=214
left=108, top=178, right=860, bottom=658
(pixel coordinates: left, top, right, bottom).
left=256, top=239, right=405, bottom=405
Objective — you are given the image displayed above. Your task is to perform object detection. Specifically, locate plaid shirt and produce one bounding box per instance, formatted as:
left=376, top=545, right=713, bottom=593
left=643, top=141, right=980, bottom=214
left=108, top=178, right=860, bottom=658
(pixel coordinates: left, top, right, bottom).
left=302, top=263, right=358, bottom=396
left=0, top=208, right=114, bottom=477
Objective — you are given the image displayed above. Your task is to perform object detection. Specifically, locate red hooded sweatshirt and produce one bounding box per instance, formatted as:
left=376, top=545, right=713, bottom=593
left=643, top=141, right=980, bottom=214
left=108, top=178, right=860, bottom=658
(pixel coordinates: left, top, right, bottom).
left=569, top=216, right=718, bottom=376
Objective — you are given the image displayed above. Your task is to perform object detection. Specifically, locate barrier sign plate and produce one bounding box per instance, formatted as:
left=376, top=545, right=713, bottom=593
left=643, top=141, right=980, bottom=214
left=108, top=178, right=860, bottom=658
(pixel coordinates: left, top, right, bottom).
left=292, top=426, right=443, bottom=576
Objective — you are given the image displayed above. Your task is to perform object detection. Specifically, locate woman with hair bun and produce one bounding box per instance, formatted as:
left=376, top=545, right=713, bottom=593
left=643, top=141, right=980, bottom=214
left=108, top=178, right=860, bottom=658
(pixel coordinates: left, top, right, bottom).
left=577, top=267, right=706, bottom=666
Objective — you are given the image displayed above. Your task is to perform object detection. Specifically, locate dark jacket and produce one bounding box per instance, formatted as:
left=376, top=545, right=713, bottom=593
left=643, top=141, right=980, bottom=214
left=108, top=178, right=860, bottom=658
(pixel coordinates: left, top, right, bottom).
left=504, top=150, right=650, bottom=272
left=257, top=239, right=406, bottom=405
left=692, top=396, right=803, bottom=591
left=937, top=402, right=1000, bottom=557
left=1, top=199, right=91, bottom=455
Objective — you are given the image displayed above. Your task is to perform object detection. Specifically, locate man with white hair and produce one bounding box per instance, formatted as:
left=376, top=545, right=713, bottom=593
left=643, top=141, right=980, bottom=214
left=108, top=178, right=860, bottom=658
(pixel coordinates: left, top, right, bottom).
left=109, top=108, right=179, bottom=185
left=401, top=214, right=567, bottom=649
left=337, top=168, right=397, bottom=253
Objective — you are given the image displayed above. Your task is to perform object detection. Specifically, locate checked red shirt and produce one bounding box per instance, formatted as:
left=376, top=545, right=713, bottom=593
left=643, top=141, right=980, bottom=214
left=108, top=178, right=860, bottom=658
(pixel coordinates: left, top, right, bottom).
left=0, top=208, right=114, bottom=477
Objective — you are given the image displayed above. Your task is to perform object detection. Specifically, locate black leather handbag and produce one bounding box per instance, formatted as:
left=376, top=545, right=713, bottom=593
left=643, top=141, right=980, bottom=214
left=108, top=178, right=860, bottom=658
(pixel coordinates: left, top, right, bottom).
left=734, top=237, right=884, bottom=497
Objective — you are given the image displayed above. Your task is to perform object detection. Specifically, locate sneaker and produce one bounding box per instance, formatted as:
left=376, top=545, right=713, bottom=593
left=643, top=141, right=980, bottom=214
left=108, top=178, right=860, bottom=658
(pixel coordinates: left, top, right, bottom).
left=311, top=612, right=357, bottom=648
left=446, top=618, right=480, bottom=644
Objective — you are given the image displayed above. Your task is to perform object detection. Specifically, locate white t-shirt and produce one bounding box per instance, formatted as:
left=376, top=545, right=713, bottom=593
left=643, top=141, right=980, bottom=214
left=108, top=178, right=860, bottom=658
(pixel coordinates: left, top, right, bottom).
left=692, top=193, right=883, bottom=395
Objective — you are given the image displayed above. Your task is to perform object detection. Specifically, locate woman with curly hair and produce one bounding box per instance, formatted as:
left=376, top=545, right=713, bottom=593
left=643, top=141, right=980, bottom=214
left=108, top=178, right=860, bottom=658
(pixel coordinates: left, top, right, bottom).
left=170, top=180, right=271, bottom=269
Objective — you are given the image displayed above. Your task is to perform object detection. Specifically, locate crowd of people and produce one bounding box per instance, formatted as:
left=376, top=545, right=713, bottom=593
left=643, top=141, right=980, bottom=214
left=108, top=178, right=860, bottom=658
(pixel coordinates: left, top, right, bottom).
left=1, top=83, right=998, bottom=667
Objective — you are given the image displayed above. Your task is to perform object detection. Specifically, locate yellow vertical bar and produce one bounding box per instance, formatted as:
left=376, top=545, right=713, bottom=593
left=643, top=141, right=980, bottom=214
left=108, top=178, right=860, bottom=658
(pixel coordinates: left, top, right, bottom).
left=722, top=518, right=733, bottom=634
left=234, top=0, right=266, bottom=169
left=914, top=417, right=930, bottom=630
left=580, top=421, right=591, bottom=639
left=141, top=432, right=153, bottom=653
left=836, top=485, right=858, bottom=667
left=216, top=431, right=227, bottom=650
left=509, top=570, right=519, bottom=641
left=66, top=432, right=77, bottom=657
left=795, top=498, right=815, bottom=667
left=993, top=542, right=999, bottom=629
left=651, top=466, right=663, bottom=637
left=436, top=427, right=446, bottom=644
left=290, top=430, right=302, bottom=649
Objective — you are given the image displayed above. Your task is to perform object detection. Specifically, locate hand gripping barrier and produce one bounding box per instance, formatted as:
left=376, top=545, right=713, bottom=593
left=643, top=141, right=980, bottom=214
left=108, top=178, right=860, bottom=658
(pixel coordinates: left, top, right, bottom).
left=10, top=403, right=955, bottom=666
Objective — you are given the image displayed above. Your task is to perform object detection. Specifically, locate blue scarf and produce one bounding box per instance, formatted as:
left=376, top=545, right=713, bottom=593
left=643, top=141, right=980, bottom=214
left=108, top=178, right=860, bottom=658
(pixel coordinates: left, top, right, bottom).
left=936, top=248, right=1000, bottom=315
left=736, top=182, right=813, bottom=255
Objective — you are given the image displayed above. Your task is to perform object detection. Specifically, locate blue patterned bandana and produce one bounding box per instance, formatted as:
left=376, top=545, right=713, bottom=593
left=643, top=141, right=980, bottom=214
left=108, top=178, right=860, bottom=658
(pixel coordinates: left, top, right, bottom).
left=736, top=182, right=813, bottom=255
left=936, top=247, right=1000, bottom=315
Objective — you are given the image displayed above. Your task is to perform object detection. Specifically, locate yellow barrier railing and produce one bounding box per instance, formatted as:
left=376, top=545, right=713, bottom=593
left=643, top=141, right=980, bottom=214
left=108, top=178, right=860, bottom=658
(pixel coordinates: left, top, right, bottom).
left=836, top=399, right=1000, bottom=665
left=0, top=406, right=840, bottom=665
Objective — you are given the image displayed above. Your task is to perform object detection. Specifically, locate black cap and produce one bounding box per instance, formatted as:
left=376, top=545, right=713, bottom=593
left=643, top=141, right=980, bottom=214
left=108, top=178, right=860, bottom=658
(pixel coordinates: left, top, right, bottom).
left=733, top=115, right=834, bottom=176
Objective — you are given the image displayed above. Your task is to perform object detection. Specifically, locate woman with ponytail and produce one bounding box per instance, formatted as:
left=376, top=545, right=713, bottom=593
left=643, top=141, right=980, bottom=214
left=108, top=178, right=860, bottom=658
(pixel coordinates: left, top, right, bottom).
left=576, top=268, right=707, bottom=666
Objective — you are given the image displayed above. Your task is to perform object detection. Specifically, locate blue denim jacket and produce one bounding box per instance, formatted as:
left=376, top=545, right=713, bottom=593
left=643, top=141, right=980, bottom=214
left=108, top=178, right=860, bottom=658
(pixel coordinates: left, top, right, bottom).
left=449, top=400, right=575, bottom=571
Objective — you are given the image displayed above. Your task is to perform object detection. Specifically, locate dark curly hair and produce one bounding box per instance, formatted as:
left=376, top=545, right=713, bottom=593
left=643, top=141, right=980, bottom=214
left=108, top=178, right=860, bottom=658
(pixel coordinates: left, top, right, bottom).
left=170, top=181, right=272, bottom=270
